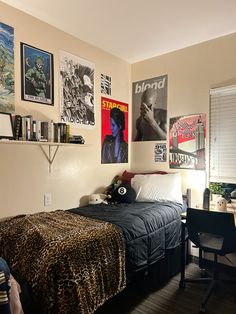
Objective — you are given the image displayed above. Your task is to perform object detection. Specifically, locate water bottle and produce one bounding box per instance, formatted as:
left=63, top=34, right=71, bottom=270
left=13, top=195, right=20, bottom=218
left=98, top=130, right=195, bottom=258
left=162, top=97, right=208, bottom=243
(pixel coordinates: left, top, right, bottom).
left=203, top=188, right=210, bottom=210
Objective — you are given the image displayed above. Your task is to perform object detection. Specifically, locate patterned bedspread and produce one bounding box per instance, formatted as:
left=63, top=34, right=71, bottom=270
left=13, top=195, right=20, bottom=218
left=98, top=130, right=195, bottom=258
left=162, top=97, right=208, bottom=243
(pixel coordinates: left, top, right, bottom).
left=0, top=210, right=126, bottom=314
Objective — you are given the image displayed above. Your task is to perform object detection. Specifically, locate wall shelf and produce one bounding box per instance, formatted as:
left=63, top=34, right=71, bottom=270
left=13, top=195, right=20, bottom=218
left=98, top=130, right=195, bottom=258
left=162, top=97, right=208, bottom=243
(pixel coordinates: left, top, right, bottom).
left=0, top=140, right=90, bottom=172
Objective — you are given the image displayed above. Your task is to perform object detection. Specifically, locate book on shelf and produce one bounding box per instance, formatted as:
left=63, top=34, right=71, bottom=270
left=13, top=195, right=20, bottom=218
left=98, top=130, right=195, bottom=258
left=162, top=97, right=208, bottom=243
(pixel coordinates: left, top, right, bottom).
left=25, top=115, right=32, bottom=140
left=41, top=122, right=49, bottom=141
left=66, top=125, right=70, bottom=143
left=54, top=123, right=58, bottom=143
left=10, top=114, right=73, bottom=144
left=12, top=115, right=22, bottom=140
left=48, top=120, right=54, bottom=142
left=21, top=117, right=26, bottom=141
left=32, top=120, right=37, bottom=141
left=36, top=121, right=41, bottom=141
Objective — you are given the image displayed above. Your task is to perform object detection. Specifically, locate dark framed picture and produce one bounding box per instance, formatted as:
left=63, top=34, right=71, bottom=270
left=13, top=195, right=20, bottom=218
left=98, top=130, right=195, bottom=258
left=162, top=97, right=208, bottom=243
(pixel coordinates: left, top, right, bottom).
left=0, top=112, right=13, bottom=139
left=21, top=42, right=54, bottom=105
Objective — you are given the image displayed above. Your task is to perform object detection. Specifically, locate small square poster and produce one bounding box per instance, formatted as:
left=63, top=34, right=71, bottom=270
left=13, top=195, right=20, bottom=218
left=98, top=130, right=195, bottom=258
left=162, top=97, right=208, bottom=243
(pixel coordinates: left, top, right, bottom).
left=101, top=74, right=111, bottom=95
left=155, top=143, right=167, bottom=162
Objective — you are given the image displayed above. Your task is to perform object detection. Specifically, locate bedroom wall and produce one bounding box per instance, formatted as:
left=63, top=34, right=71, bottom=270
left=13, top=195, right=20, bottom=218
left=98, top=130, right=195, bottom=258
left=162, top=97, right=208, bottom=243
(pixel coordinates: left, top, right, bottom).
left=131, top=33, right=236, bottom=207
left=1, top=1, right=236, bottom=220
left=0, top=2, right=131, bottom=218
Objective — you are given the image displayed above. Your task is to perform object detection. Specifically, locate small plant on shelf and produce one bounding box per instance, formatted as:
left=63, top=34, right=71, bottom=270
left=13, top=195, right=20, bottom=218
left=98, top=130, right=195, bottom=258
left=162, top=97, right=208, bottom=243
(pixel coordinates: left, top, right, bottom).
left=209, top=182, right=224, bottom=197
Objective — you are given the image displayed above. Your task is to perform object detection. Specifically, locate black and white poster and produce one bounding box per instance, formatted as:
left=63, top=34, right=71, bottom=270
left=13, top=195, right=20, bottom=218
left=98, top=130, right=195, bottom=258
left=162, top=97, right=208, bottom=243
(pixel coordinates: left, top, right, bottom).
left=154, top=143, right=167, bottom=162
left=59, top=50, right=95, bottom=127
left=132, top=75, right=167, bottom=141
left=101, top=73, right=111, bottom=95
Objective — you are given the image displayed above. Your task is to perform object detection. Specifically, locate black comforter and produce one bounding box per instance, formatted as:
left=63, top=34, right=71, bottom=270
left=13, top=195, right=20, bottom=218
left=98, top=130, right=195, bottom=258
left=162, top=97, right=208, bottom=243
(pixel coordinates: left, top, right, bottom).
left=70, top=200, right=186, bottom=276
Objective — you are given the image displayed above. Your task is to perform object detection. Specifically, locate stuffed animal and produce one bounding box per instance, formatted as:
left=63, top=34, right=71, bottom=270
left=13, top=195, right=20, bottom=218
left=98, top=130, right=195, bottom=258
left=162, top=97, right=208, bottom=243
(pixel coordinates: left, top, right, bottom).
left=112, top=182, right=137, bottom=203
left=88, top=193, right=108, bottom=205
left=215, top=196, right=227, bottom=211
left=104, top=175, right=128, bottom=202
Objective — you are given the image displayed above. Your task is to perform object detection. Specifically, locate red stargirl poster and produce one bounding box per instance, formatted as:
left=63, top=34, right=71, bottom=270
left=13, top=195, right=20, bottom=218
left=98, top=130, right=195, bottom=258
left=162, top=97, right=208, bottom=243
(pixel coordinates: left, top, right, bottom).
left=101, top=97, right=128, bottom=164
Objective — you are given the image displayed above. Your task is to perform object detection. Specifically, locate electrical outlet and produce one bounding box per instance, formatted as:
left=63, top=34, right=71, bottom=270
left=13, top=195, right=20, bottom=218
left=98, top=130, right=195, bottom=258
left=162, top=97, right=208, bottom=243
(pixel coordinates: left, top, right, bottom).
left=44, top=193, right=52, bottom=206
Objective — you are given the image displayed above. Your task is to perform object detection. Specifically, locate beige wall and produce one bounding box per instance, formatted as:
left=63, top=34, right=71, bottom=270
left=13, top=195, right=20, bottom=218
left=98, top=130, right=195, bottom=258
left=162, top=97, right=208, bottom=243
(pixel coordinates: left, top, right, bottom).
left=1, top=1, right=236, bottom=219
left=131, top=33, right=236, bottom=207
left=0, top=2, right=131, bottom=218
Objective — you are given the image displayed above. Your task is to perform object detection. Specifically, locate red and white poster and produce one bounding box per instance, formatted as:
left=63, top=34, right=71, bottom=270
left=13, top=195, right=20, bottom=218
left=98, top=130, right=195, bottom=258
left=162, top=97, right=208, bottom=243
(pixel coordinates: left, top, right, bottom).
left=101, top=97, right=128, bottom=164
left=169, top=113, right=206, bottom=170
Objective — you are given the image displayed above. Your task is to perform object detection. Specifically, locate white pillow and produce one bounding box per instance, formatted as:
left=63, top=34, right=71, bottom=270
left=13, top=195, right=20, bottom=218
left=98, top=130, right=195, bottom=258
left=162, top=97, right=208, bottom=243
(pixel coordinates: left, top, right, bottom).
left=131, top=173, right=183, bottom=204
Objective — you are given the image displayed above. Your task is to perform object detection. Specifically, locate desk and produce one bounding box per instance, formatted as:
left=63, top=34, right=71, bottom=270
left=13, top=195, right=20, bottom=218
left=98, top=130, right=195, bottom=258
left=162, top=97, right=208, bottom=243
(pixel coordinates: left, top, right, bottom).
left=210, top=208, right=236, bottom=226
left=189, top=206, right=236, bottom=226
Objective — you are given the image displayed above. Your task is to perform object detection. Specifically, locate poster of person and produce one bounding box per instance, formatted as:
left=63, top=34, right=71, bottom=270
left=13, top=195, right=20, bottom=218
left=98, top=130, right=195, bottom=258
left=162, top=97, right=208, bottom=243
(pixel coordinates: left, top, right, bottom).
left=101, top=97, right=128, bottom=164
left=101, top=73, right=111, bottom=95
left=132, top=75, right=167, bottom=141
left=21, top=43, right=53, bottom=105
left=59, top=50, right=95, bottom=127
left=0, top=22, right=14, bottom=113
left=169, top=113, right=206, bottom=170
left=154, top=143, right=167, bottom=162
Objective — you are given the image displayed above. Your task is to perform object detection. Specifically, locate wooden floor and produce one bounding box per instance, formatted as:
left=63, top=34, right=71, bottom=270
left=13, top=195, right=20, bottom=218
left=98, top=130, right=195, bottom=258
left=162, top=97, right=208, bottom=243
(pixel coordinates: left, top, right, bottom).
left=96, top=263, right=236, bottom=314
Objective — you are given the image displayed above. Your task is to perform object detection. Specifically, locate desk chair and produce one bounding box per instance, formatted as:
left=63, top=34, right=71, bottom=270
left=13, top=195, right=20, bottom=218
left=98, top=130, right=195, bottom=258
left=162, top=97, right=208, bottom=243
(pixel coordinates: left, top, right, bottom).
left=181, top=208, right=236, bottom=313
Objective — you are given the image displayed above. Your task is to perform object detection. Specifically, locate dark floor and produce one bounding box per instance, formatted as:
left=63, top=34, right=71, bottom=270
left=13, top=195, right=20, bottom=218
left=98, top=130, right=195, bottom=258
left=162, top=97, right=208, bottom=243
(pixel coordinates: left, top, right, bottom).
left=96, top=263, right=236, bottom=314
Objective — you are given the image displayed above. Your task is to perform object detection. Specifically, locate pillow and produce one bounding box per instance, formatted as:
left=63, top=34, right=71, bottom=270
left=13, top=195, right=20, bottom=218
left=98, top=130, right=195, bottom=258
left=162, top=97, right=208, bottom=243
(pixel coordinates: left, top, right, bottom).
left=131, top=173, right=183, bottom=204
left=122, top=170, right=168, bottom=183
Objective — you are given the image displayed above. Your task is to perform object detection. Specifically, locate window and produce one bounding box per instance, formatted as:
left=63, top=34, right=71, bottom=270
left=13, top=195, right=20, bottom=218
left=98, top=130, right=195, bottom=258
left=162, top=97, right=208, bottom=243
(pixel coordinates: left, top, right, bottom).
left=209, top=85, right=236, bottom=183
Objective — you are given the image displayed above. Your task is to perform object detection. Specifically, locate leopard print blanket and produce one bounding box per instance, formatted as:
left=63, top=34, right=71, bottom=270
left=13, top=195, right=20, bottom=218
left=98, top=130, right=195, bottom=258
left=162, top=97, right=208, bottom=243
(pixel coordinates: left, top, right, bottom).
left=0, top=210, right=126, bottom=313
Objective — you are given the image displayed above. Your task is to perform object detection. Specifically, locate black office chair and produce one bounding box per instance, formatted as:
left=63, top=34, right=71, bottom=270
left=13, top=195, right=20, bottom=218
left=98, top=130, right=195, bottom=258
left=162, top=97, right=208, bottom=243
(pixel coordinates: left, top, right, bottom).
left=181, top=208, right=236, bottom=313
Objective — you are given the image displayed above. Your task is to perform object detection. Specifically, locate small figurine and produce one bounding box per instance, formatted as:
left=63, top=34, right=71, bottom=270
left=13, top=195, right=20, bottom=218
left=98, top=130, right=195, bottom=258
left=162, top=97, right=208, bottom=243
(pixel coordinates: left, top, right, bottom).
left=215, top=196, right=227, bottom=211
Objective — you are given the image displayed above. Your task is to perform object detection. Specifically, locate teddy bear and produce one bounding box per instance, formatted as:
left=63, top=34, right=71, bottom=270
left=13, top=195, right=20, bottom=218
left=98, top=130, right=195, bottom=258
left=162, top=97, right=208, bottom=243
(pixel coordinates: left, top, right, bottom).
left=88, top=193, right=108, bottom=205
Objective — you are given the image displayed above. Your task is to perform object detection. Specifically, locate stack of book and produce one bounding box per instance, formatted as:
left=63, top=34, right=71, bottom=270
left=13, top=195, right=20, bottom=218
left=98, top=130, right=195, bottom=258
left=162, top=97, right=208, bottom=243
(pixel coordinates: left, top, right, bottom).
left=12, top=115, right=70, bottom=143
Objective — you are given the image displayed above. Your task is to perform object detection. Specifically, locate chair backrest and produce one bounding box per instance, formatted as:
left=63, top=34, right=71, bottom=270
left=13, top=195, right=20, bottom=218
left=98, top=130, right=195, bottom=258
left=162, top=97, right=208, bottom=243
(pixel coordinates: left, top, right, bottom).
left=186, top=208, right=236, bottom=254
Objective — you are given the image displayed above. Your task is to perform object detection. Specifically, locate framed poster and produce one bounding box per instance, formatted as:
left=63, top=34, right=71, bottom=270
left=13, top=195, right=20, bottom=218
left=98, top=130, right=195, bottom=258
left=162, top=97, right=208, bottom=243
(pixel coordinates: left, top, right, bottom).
left=0, top=22, right=14, bottom=113
left=132, top=75, right=168, bottom=141
left=169, top=113, right=206, bottom=170
left=101, top=97, right=128, bottom=164
left=59, top=50, right=95, bottom=127
left=0, top=112, right=13, bottom=139
left=21, top=43, right=54, bottom=105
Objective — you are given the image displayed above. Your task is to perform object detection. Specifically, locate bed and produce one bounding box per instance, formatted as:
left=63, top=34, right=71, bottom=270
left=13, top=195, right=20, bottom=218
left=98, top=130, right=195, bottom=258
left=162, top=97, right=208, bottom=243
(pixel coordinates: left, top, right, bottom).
left=0, top=171, right=187, bottom=313
left=70, top=200, right=186, bottom=279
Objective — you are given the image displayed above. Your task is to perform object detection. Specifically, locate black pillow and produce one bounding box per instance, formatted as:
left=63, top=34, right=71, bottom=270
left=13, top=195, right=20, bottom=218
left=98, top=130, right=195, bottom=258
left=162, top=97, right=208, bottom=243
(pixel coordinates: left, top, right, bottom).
left=112, top=183, right=136, bottom=203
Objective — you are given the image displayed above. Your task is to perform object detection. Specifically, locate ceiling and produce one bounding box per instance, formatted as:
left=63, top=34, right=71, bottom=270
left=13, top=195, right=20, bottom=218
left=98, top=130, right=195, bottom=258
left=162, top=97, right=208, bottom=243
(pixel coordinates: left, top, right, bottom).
left=2, top=0, right=236, bottom=63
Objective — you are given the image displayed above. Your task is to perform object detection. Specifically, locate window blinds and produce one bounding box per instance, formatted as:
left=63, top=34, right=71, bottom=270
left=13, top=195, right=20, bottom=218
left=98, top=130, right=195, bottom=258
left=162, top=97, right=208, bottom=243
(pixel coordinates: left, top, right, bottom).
left=209, top=85, right=236, bottom=183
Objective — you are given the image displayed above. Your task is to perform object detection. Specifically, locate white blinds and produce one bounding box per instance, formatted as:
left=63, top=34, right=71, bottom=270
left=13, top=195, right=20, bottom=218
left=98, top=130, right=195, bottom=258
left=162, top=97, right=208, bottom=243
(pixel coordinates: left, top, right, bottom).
left=209, top=85, right=236, bottom=183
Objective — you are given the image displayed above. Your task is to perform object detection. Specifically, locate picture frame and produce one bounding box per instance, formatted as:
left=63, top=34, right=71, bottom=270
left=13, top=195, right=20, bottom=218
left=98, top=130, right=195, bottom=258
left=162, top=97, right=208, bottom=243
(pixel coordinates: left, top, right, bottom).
left=0, top=112, right=13, bottom=139
left=21, top=42, right=54, bottom=105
